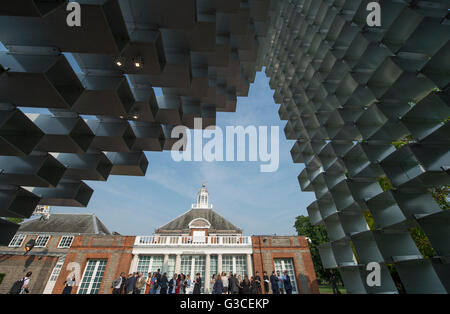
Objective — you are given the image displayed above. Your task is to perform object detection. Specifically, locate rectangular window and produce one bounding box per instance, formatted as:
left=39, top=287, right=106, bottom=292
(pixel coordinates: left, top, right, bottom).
left=222, top=255, right=233, bottom=275
left=274, top=258, right=298, bottom=293
left=167, top=255, right=176, bottom=279
left=193, top=255, right=206, bottom=292
left=8, top=234, right=25, bottom=247
left=58, top=236, right=74, bottom=248
left=136, top=256, right=151, bottom=275
left=235, top=255, right=247, bottom=277
left=35, top=235, right=50, bottom=247
left=192, top=230, right=206, bottom=243
left=43, top=257, right=65, bottom=294
left=180, top=255, right=192, bottom=276
left=49, top=263, right=63, bottom=282
left=210, top=255, right=218, bottom=278
left=78, top=259, right=107, bottom=294
left=150, top=256, right=164, bottom=274
left=136, top=255, right=165, bottom=294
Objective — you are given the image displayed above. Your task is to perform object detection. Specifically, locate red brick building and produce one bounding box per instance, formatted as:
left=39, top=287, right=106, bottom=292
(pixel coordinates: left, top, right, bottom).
left=53, top=233, right=318, bottom=294
left=52, top=235, right=134, bottom=294
left=1, top=187, right=319, bottom=294
left=252, top=235, right=319, bottom=294
left=0, top=213, right=111, bottom=294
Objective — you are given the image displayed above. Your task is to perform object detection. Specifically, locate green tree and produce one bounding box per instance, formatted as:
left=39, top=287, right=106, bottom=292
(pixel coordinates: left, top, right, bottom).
left=430, top=185, right=450, bottom=211
left=294, top=215, right=334, bottom=283
left=376, top=177, right=449, bottom=258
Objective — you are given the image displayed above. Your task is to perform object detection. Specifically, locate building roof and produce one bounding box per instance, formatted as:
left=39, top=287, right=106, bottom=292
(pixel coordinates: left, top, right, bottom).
left=156, top=208, right=241, bottom=234
left=18, top=213, right=111, bottom=235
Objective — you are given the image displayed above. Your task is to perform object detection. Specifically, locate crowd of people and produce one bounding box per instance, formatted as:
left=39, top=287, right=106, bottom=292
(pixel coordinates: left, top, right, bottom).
left=111, top=269, right=203, bottom=294
left=9, top=268, right=294, bottom=294
left=110, top=269, right=293, bottom=294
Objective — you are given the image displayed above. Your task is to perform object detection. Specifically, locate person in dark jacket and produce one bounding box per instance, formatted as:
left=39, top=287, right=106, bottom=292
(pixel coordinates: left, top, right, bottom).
left=231, top=274, right=239, bottom=294
left=263, top=271, right=270, bottom=294
left=125, top=273, right=137, bottom=294
left=283, top=270, right=293, bottom=294
left=213, top=274, right=223, bottom=294
left=270, top=271, right=279, bottom=294
left=228, top=272, right=234, bottom=294
left=240, top=275, right=251, bottom=294
left=254, top=271, right=262, bottom=294
left=159, top=273, right=169, bottom=294
left=193, top=273, right=202, bottom=294
left=169, top=274, right=177, bottom=294
left=329, top=270, right=341, bottom=294
left=156, top=269, right=161, bottom=282
left=250, top=276, right=258, bottom=294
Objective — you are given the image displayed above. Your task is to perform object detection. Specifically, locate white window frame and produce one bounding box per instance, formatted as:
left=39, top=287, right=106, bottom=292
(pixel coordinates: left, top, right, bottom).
left=8, top=234, right=26, bottom=247
left=78, top=259, right=107, bottom=294
left=35, top=235, right=50, bottom=247
left=192, top=230, right=206, bottom=243
left=43, top=257, right=65, bottom=294
left=274, top=258, right=298, bottom=294
left=58, top=236, right=74, bottom=248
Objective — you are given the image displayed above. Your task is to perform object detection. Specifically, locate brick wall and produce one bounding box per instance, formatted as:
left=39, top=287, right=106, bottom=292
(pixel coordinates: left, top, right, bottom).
left=0, top=233, right=75, bottom=294
left=52, top=235, right=135, bottom=294
left=0, top=255, right=58, bottom=294
left=251, top=235, right=319, bottom=294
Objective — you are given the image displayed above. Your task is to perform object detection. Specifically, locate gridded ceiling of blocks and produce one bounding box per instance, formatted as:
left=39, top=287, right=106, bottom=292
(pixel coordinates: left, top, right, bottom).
left=0, top=0, right=275, bottom=239
left=0, top=0, right=450, bottom=294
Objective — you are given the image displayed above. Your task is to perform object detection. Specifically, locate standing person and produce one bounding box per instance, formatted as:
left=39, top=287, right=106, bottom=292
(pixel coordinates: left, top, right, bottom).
left=228, top=272, right=233, bottom=294
left=254, top=271, right=262, bottom=294
left=135, top=272, right=146, bottom=294
left=185, top=274, right=192, bottom=294
left=237, top=275, right=243, bottom=294
left=240, top=275, right=251, bottom=294
left=155, top=268, right=161, bottom=294
left=111, top=273, right=123, bottom=294
left=175, top=274, right=181, bottom=294
left=283, top=270, right=293, bottom=294
left=145, top=272, right=152, bottom=294
left=231, top=274, right=240, bottom=294
left=150, top=272, right=158, bottom=294
left=159, top=273, right=168, bottom=294
left=169, top=274, right=177, bottom=294
left=270, top=271, right=279, bottom=294
left=210, top=274, right=216, bottom=294
left=120, top=272, right=127, bottom=294
left=221, top=272, right=228, bottom=294
left=263, top=271, right=270, bottom=294
left=213, top=274, right=223, bottom=294
left=9, top=271, right=33, bottom=294
left=125, top=273, right=136, bottom=294
left=277, top=270, right=284, bottom=294
left=193, top=273, right=202, bottom=294
left=180, top=274, right=186, bottom=294
left=111, top=273, right=126, bottom=295
left=155, top=269, right=162, bottom=294
left=63, top=272, right=76, bottom=294
left=21, top=272, right=32, bottom=294
left=329, top=270, right=341, bottom=294
left=250, top=276, right=258, bottom=294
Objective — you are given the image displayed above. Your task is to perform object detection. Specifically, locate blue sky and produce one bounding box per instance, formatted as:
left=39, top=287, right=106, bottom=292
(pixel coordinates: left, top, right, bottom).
left=25, top=68, right=315, bottom=236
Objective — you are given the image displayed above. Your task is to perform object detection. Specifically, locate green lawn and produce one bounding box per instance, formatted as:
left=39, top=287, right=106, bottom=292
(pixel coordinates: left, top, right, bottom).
left=318, top=284, right=346, bottom=294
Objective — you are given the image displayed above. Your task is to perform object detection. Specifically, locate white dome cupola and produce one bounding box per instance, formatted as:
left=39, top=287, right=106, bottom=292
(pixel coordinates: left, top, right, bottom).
left=192, top=183, right=213, bottom=209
